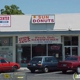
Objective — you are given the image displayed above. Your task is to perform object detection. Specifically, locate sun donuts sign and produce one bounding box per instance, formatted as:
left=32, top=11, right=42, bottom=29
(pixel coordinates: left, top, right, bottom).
left=32, top=15, right=55, bottom=23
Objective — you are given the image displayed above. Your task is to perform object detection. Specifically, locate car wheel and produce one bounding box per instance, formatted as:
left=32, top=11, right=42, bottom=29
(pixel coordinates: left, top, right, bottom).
left=12, top=66, right=18, bottom=72
left=77, top=66, right=80, bottom=74
left=43, top=67, right=49, bottom=73
left=31, top=70, right=35, bottom=73
left=62, top=70, right=67, bottom=74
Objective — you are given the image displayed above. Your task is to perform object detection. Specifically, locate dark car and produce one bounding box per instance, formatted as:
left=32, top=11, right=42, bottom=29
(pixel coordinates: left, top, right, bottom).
left=58, top=56, right=80, bottom=73
left=27, top=56, right=58, bottom=73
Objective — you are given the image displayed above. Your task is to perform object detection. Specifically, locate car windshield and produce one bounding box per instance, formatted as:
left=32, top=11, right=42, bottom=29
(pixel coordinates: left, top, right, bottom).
left=65, top=57, right=78, bottom=61
left=31, top=57, right=42, bottom=63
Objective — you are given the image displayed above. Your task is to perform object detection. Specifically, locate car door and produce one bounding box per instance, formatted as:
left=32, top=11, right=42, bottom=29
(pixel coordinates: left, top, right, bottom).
left=52, top=57, right=58, bottom=69
left=0, top=59, right=10, bottom=71
left=46, top=57, right=57, bottom=70
left=0, top=59, right=4, bottom=71
left=43, top=57, right=53, bottom=70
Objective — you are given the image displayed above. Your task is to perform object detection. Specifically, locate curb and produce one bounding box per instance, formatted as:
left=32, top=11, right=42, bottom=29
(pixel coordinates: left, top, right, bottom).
left=18, top=68, right=29, bottom=71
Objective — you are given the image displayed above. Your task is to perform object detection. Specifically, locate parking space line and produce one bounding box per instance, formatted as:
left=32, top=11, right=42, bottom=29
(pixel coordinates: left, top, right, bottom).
left=34, top=71, right=62, bottom=76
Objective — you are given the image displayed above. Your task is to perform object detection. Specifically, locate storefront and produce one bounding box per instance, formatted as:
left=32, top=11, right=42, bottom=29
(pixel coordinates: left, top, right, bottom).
left=16, top=34, right=62, bottom=66
left=16, top=33, right=79, bottom=66
left=0, top=14, right=80, bottom=67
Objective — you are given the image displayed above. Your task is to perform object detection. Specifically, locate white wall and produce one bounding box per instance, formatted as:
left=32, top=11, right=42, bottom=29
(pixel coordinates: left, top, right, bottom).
left=0, top=13, right=80, bottom=31
left=54, top=13, right=80, bottom=30
left=0, top=15, right=31, bottom=31
left=0, top=15, right=54, bottom=31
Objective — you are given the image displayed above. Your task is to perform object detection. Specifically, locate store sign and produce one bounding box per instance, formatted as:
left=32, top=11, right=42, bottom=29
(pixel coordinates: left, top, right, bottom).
left=0, top=15, right=11, bottom=27
left=18, top=35, right=61, bottom=44
left=32, top=15, right=55, bottom=23
left=51, top=46, right=60, bottom=50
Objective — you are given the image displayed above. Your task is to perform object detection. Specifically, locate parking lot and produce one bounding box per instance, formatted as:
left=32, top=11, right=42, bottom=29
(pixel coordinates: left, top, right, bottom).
left=17, top=70, right=74, bottom=80
left=0, top=69, right=75, bottom=80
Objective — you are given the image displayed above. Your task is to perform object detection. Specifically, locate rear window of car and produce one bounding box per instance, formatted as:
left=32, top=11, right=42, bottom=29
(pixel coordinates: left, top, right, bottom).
left=31, top=57, right=42, bottom=62
left=65, top=57, right=78, bottom=61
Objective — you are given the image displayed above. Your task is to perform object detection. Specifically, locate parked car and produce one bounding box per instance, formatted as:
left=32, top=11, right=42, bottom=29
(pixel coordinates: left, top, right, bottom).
left=0, top=57, right=20, bottom=72
left=58, top=56, right=80, bottom=74
left=27, top=56, right=58, bottom=73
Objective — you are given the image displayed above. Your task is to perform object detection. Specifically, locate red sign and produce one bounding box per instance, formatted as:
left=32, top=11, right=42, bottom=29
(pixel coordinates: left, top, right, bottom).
left=19, top=37, right=30, bottom=43
left=0, top=16, right=9, bottom=20
left=51, top=46, right=60, bottom=50
left=0, top=15, right=11, bottom=27
left=18, top=35, right=61, bottom=44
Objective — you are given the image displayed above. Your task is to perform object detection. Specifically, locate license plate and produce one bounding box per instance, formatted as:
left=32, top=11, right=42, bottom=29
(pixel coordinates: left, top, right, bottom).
left=33, top=64, right=36, bottom=66
left=63, top=64, right=66, bottom=66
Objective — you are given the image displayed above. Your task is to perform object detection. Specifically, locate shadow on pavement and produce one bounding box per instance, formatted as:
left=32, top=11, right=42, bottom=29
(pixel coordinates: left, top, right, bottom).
left=55, top=71, right=74, bottom=75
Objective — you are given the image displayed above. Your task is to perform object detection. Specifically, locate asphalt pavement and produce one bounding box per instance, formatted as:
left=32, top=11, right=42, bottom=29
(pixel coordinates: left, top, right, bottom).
left=17, top=68, right=75, bottom=80
left=1, top=68, right=75, bottom=80
left=26, top=70, right=74, bottom=80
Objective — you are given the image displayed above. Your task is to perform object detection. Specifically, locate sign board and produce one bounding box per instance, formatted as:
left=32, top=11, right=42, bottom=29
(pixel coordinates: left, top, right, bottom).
left=18, top=35, right=61, bottom=44
left=0, top=15, right=11, bottom=27
left=32, top=15, right=55, bottom=23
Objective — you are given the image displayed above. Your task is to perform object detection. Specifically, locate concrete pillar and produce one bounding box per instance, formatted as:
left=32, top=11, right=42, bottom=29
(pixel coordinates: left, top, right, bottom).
left=78, top=35, right=80, bottom=56
left=13, top=36, right=16, bottom=62
left=61, top=36, right=65, bottom=60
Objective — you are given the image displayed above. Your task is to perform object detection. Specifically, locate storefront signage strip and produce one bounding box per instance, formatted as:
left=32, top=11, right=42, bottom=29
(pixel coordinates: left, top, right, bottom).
left=18, top=35, right=61, bottom=44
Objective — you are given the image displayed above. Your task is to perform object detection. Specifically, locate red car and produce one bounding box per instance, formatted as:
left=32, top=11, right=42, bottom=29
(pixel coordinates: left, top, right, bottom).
left=0, top=57, right=20, bottom=72
left=58, top=56, right=80, bottom=73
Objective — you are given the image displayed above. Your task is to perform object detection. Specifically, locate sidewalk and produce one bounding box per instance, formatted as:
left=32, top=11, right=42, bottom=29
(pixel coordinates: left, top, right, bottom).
left=18, top=67, right=29, bottom=71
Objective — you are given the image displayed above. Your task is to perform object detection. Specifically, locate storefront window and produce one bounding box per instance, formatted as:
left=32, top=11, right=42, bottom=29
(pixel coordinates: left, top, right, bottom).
left=72, top=36, right=78, bottom=46
left=64, top=36, right=71, bottom=46
left=0, top=37, right=13, bottom=46
left=63, top=36, right=78, bottom=60
left=48, top=44, right=62, bottom=61
left=64, top=36, right=78, bottom=46
left=32, top=44, right=46, bottom=57
left=72, top=47, right=78, bottom=55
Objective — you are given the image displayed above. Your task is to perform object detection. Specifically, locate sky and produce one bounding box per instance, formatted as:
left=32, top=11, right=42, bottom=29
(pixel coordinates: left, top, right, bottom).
left=0, top=0, right=80, bottom=14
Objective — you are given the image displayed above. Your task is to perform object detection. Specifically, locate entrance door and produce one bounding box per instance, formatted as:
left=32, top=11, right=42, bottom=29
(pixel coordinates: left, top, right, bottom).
left=16, top=44, right=31, bottom=67
left=64, top=46, right=78, bottom=59
left=64, top=47, right=71, bottom=59
left=21, top=45, right=31, bottom=67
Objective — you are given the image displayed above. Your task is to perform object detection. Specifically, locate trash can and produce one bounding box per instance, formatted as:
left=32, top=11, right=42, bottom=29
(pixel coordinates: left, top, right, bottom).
left=13, top=72, right=27, bottom=80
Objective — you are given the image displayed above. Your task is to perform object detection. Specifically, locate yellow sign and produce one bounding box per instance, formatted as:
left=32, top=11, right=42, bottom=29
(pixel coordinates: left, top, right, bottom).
left=4, top=74, right=10, bottom=79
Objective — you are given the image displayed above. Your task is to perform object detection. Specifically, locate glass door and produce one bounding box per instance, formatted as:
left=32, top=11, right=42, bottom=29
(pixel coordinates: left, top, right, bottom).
left=64, top=46, right=78, bottom=59
left=72, top=47, right=78, bottom=56
left=64, top=47, right=71, bottom=59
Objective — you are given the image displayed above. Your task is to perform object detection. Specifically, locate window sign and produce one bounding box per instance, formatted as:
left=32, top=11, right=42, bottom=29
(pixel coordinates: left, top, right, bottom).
left=0, top=37, right=13, bottom=46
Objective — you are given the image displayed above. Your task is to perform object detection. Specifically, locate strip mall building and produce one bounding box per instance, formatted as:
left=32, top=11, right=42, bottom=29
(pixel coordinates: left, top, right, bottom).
left=0, top=13, right=80, bottom=66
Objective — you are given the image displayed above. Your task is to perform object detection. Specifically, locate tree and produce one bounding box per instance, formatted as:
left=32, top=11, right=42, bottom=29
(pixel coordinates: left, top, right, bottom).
left=0, top=4, right=24, bottom=15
